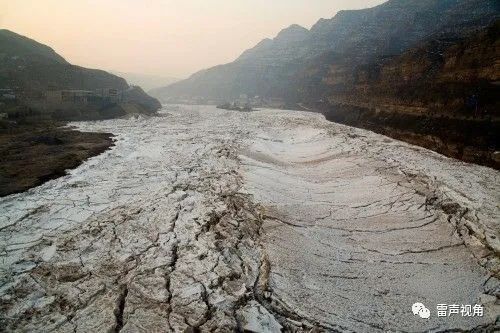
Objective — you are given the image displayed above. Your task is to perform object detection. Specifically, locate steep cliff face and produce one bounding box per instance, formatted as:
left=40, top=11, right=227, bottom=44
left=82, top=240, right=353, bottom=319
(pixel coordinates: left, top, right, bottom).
left=308, top=0, right=499, bottom=60
left=315, top=22, right=499, bottom=168
left=152, top=0, right=499, bottom=103
left=150, top=24, right=312, bottom=102
left=314, top=21, right=499, bottom=113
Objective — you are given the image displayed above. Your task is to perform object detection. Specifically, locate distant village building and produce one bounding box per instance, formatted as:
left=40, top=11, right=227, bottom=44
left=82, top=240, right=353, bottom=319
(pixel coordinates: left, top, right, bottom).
left=61, top=90, right=94, bottom=104
left=95, top=88, right=120, bottom=102
left=46, top=90, right=63, bottom=104
left=0, top=88, right=16, bottom=100
left=45, top=88, right=122, bottom=105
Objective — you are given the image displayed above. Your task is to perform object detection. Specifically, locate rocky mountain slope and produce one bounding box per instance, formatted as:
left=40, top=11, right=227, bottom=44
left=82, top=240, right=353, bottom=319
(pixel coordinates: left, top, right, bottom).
left=0, top=29, right=161, bottom=118
left=303, top=21, right=500, bottom=168
left=0, top=29, right=67, bottom=64
left=151, top=0, right=499, bottom=103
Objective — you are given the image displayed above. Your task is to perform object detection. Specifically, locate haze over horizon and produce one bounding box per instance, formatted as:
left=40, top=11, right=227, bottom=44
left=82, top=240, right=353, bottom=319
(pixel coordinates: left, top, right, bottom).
left=0, top=0, right=385, bottom=79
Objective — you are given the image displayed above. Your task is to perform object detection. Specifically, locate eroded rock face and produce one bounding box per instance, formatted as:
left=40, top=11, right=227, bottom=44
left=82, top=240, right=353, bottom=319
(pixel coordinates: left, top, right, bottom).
left=0, top=105, right=498, bottom=332
left=314, top=22, right=500, bottom=169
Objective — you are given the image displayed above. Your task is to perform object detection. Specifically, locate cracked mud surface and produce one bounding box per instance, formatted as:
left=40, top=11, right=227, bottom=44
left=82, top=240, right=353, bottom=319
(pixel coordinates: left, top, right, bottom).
left=1, top=105, right=499, bottom=332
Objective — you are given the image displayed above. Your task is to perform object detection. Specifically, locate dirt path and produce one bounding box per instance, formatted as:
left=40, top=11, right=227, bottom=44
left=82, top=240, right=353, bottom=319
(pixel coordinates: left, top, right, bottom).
left=0, top=106, right=498, bottom=332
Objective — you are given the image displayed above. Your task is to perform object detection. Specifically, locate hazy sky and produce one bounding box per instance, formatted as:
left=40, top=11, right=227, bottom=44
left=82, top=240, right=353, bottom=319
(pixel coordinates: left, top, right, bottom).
left=0, top=0, right=385, bottom=78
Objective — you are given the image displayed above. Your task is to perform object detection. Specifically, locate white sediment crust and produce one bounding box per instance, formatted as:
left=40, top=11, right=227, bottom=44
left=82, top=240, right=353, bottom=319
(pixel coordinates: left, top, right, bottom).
left=0, top=105, right=498, bottom=332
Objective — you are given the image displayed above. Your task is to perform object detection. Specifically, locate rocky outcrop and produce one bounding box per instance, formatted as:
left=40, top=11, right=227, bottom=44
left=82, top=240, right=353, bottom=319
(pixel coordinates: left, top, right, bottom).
left=307, top=0, right=499, bottom=61
left=314, top=21, right=500, bottom=111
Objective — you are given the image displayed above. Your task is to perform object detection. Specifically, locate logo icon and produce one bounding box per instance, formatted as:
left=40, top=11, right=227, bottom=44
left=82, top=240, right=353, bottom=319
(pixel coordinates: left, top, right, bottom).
left=412, top=303, right=431, bottom=319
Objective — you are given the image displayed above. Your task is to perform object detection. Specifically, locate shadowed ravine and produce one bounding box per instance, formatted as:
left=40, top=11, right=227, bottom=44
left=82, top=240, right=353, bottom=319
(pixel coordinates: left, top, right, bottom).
left=0, top=105, right=498, bottom=332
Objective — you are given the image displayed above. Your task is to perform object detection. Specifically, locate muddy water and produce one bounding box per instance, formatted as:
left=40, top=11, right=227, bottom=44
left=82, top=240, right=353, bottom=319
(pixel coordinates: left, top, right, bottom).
left=0, top=105, right=498, bottom=332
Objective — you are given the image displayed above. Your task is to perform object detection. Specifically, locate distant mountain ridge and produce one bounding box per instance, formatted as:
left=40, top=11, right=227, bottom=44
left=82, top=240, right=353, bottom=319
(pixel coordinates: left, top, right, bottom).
left=0, top=29, right=126, bottom=92
left=110, top=71, right=179, bottom=92
left=237, top=24, right=311, bottom=63
left=151, top=0, right=499, bottom=103
left=0, top=29, right=161, bottom=119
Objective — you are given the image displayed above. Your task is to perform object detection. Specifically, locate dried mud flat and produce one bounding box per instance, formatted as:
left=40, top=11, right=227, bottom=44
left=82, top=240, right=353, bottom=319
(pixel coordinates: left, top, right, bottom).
left=0, top=105, right=499, bottom=332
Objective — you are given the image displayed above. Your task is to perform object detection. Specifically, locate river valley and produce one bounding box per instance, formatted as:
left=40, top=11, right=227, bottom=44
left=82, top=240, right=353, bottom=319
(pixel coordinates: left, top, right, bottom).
left=0, top=105, right=499, bottom=332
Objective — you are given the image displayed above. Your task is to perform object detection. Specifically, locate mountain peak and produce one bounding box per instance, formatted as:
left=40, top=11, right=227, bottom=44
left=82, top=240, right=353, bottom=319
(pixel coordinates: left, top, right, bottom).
left=236, top=25, right=309, bottom=62
left=275, top=24, right=309, bottom=42
left=279, top=24, right=308, bottom=33
left=0, top=29, right=68, bottom=64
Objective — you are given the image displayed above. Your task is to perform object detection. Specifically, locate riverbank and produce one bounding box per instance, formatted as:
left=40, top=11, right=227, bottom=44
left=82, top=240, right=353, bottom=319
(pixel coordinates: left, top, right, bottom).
left=0, top=122, right=114, bottom=197
left=314, top=102, right=500, bottom=170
